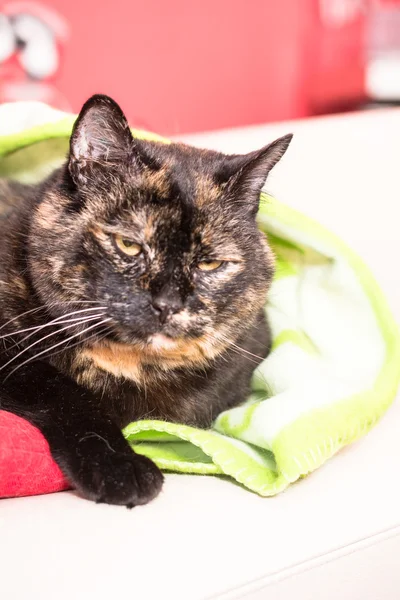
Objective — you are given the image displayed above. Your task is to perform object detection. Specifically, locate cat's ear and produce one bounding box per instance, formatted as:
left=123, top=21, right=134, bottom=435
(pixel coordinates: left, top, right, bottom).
left=219, top=134, right=293, bottom=214
left=68, top=94, right=133, bottom=186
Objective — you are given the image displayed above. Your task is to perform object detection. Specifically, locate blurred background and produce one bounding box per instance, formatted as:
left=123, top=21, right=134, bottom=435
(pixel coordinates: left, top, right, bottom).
left=0, top=0, right=400, bottom=135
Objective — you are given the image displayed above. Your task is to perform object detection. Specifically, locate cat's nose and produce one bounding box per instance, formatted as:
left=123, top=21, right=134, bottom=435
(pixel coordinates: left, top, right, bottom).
left=152, top=287, right=183, bottom=324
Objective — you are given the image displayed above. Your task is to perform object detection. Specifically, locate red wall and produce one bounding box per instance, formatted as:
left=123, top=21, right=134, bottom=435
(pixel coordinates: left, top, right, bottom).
left=55, top=0, right=311, bottom=134
left=0, top=1, right=367, bottom=134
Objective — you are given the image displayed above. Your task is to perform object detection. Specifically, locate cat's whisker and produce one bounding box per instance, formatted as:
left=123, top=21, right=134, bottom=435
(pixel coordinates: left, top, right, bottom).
left=228, top=347, right=261, bottom=365
left=0, top=305, right=47, bottom=332
left=43, top=325, right=112, bottom=362
left=228, top=343, right=265, bottom=362
left=3, top=319, right=112, bottom=381
left=0, top=310, right=106, bottom=344
left=56, top=300, right=103, bottom=304
left=50, top=306, right=107, bottom=320
left=5, top=314, right=105, bottom=351
left=0, top=315, right=107, bottom=374
left=213, top=339, right=261, bottom=365
left=0, top=301, right=104, bottom=334
left=212, top=332, right=265, bottom=364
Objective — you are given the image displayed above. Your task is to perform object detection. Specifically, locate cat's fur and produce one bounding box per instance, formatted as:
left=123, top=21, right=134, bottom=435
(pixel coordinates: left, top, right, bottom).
left=0, top=95, right=291, bottom=505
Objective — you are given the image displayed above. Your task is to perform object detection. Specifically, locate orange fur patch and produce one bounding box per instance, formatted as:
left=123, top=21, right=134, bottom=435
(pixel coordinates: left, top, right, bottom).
left=79, top=332, right=228, bottom=382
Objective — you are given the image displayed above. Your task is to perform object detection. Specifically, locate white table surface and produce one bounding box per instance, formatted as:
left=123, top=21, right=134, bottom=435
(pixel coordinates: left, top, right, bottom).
left=1, top=109, right=400, bottom=600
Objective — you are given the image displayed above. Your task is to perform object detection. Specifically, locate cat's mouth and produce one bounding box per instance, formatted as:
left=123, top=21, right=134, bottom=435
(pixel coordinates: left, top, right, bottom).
left=104, top=321, right=200, bottom=350
left=86, top=314, right=227, bottom=364
left=102, top=306, right=210, bottom=349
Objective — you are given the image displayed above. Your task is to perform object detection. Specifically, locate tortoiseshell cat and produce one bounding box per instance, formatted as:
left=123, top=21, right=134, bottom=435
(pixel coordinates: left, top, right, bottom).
left=0, top=95, right=291, bottom=505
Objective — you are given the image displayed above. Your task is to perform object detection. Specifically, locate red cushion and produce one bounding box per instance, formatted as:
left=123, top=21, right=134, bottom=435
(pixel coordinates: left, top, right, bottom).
left=0, top=410, right=70, bottom=498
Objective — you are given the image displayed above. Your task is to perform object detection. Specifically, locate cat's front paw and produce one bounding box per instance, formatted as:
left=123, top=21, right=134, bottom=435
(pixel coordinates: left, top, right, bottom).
left=71, top=451, right=164, bottom=507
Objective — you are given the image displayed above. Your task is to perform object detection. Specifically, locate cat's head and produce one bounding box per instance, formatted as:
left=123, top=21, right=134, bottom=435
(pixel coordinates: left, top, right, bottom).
left=29, top=95, right=292, bottom=363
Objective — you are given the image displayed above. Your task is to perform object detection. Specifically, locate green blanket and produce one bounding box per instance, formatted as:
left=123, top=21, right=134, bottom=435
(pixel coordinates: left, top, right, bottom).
left=1, top=102, right=399, bottom=496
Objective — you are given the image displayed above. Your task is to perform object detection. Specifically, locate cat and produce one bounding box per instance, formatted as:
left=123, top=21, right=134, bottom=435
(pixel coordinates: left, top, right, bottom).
left=0, top=94, right=292, bottom=506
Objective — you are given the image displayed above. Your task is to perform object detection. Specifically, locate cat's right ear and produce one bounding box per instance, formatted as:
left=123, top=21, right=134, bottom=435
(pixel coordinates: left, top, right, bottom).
left=68, top=94, right=133, bottom=187
left=216, top=134, right=292, bottom=216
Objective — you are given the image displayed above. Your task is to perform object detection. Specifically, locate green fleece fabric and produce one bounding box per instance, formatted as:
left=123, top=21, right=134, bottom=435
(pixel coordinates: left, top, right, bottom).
left=1, top=102, right=399, bottom=496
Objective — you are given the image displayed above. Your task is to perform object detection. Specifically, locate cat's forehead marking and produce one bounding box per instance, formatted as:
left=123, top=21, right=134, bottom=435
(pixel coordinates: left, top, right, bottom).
left=141, top=166, right=171, bottom=199
left=143, top=213, right=155, bottom=242
left=194, top=174, right=221, bottom=207
left=196, top=217, right=244, bottom=260
left=35, top=193, right=64, bottom=230
left=13, top=276, right=28, bottom=299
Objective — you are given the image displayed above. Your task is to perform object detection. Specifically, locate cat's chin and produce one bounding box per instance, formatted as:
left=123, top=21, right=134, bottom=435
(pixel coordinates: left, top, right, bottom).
left=147, top=334, right=180, bottom=352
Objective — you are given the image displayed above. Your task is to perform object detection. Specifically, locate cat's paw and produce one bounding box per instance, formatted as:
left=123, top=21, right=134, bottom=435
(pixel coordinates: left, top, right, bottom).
left=71, top=451, right=164, bottom=507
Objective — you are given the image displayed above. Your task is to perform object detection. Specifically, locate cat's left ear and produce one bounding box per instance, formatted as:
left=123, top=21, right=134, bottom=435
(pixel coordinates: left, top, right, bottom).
left=219, top=134, right=293, bottom=214
left=68, top=94, right=133, bottom=186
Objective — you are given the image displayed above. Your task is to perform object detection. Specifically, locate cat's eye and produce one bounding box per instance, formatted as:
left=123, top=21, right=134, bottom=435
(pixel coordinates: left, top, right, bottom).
left=197, top=260, right=223, bottom=272
left=114, top=234, right=142, bottom=257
